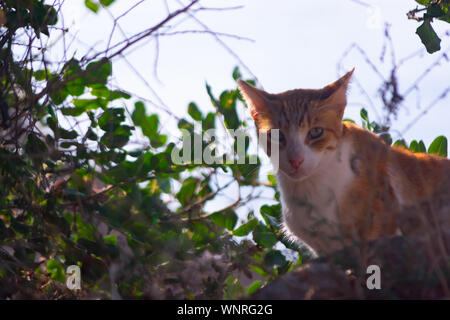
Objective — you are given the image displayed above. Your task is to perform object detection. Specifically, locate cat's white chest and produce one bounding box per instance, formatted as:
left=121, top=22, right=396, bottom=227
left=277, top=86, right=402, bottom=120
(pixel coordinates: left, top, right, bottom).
left=278, top=140, right=355, bottom=255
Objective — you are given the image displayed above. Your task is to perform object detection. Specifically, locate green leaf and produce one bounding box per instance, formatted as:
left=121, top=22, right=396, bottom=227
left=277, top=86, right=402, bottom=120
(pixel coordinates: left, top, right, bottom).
left=249, top=265, right=268, bottom=278
left=176, top=177, right=198, bottom=206
left=132, top=101, right=146, bottom=125
left=416, top=19, right=441, bottom=54
left=150, top=134, right=167, bottom=148
left=232, top=66, right=242, bottom=81
left=156, top=177, right=171, bottom=193
left=260, top=204, right=281, bottom=218
left=50, top=87, right=69, bottom=105
left=25, top=133, right=48, bottom=158
left=428, top=135, right=447, bottom=157
left=66, top=78, right=85, bottom=96
left=29, top=3, right=58, bottom=36
left=247, top=280, right=262, bottom=296
left=415, top=0, right=432, bottom=5
left=100, top=125, right=133, bottom=149
left=409, top=140, right=419, bottom=153
left=379, top=133, right=392, bottom=145
left=209, top=208, right=238, bottom=231
left=360, top=108, right=369, bottom=122
left=86, top=128, right=98, bottom=140
left=46, top=260, right=65, bottom=283
left=100, top=0, right=115, bottom=6
left=219, top=90, right=240, bottom=130
left=232, top=218, right=258, bottom=236
left=85, top=0, right=99, bottom=13
left=393, top=139, right=408, bottom=149
left=59, top=128, right=78, bottom=140
left=85, top=59, right=112, bottom=84
left=73, top=98, right=107, bottom=111
left=267, top=173, right=277, bottom=186
left=131, top=102, right=166, bottom=148
left=98, top=108, right=125, bottom=132
left=253, top=224, right=277, bottom=248
left=145, top=114, right=159, bottom=137
left=47, top=105, right=56, bottom=120
left=41, top=5, right=58, bottom=26
left=152, top=151, right=170, bottom=171
left=206, top=83, right=219, bottom=107
left=187, top=102, right=202, bottom=121
left=111, top=90, right=131, bottom=100
left=370, top=121, right=381, bottom=133
left=438, top=5, right=450, bottom=23
left=233, top=156, right=260, bottom=185
left=264, top=250, right=287, bottom=268
left=33, top=69, right=48, bottom=81
left=203, top=112, right=216, bottom=131
left=60, top=107, right=85, bottom=117
left=426, top=4, right=445, bottom=18
left=91, top=86, right=130, bottom=100
left=418, top=140, right=426, bottom=153
left=60, top=141, right=78, bottom=149
left=223, top=274, right=244, bottom=299
left=103, top=234, right=117, bottom=246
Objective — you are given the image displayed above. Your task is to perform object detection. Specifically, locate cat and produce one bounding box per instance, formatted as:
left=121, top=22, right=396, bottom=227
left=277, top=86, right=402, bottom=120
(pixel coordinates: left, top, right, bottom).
left=237, top=69, right=450, bottom=256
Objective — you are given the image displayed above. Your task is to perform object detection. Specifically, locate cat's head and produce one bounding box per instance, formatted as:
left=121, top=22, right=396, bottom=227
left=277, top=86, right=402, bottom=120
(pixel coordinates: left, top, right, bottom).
left=237, top=69, right=354, bottom=181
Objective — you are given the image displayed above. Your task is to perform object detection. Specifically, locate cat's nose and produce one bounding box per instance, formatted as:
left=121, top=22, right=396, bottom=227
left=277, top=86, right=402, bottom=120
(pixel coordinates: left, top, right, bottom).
left=289, top=157, right=304, bottom=169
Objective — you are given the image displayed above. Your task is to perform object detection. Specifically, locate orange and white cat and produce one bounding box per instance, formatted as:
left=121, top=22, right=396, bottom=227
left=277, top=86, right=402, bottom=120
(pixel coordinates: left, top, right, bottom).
left=238, top=70, right=450, bottom=255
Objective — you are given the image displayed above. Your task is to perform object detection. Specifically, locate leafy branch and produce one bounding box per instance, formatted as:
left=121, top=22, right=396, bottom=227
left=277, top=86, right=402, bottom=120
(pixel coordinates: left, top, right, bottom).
left=408, top=0, right=450, bottom=53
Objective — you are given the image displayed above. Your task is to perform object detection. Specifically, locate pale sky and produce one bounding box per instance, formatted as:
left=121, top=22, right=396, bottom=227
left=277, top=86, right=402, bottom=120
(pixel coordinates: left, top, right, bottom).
left=60, top=0, right=450, bottom=144
left=55, top=0, right=450, bottom=214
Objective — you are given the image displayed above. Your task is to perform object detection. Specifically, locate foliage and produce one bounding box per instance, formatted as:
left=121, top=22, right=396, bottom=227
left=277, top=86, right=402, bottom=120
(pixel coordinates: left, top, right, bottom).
left=408, top=0, right=450, bottom=53
left=358, top=107, right=448, bottom=157
left=0, top=1, right=301, bottom=299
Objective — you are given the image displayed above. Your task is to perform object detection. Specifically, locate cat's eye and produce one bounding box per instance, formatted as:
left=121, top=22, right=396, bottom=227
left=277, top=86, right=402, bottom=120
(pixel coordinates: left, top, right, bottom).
left=278, top=131, right=286, bottom=145
left=308, top=127, right=324, bottom=139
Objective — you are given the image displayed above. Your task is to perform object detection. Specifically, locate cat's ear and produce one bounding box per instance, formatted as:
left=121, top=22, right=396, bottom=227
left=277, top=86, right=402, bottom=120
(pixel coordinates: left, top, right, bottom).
left=320, top=68, right=355, bottom=117
left=237, top=80, right=271, bottom=120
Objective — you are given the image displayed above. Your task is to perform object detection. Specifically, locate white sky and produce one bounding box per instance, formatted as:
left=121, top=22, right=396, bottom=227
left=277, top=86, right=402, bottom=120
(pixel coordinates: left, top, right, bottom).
left=60, top=0, right=450, bottom=145
left=54, top=0, right=450, bottom=215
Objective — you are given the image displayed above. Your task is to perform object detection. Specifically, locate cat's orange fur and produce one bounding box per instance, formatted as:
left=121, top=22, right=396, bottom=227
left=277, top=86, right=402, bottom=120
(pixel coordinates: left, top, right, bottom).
left=388, top=146, right=450, bottom=206
left=238, top=70, right=450, bottom=255
left=337, top=121, right=398, bottom=243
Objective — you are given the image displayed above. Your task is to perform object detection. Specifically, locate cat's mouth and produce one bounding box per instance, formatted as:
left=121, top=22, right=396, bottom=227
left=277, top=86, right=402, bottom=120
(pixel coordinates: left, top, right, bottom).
left=281, top=167, right=308, bottom=180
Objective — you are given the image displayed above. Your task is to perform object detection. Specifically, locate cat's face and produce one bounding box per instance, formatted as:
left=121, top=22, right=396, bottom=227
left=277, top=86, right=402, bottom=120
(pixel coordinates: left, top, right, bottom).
left=238, top=69, right=354, bottom=181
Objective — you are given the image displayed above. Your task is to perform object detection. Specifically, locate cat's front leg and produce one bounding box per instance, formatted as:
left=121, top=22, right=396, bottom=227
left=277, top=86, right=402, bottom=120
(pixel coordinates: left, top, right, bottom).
left=281, top=201, right=345, bottom=256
